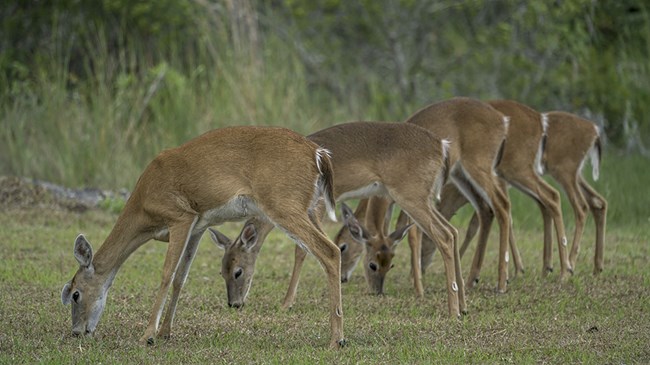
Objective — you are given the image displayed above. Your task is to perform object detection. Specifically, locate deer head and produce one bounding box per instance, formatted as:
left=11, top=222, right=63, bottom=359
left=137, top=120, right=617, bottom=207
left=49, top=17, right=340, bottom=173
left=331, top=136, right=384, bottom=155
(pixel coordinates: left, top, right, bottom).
left=340, top=203, right=412, bottom=295
left=61, top=235, right=109, bottom=337
left=209, top=222, right=261, bottom=309
left=335, top=225, right=365, bottom=283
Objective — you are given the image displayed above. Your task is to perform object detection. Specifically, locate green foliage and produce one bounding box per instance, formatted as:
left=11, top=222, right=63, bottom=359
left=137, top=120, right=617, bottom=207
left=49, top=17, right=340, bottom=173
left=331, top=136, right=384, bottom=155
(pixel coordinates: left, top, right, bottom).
left=98, top=196, right=126, bottom=215
left=1, top=0, right=649, bottom=189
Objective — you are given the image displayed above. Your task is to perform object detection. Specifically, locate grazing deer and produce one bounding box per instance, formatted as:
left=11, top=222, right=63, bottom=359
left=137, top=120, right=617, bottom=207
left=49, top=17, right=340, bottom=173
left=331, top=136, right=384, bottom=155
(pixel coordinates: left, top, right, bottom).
left=357, top=97, right=513, bottom=294
left=433, top=100, right=573, bottom=281
left=446, top=109, right=606, bottom=278
left=209, top=121, right=467, bottom=317
left=60, top=126, right=347, bottom=348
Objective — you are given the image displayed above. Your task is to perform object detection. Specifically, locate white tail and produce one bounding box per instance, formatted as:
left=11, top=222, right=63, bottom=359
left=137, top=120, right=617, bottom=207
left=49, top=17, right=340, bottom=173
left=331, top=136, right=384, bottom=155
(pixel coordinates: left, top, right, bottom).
left=589, top=126, right=601, bottom=181
left=535, top=113, right=549, bottom=175
left=315, top=147, right=337, bottom=222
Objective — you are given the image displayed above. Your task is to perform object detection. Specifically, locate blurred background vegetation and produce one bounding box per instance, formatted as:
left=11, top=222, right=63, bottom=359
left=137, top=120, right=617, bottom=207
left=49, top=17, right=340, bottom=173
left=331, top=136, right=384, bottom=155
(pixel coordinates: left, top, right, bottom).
left=1, top=0, right=648, bottom=191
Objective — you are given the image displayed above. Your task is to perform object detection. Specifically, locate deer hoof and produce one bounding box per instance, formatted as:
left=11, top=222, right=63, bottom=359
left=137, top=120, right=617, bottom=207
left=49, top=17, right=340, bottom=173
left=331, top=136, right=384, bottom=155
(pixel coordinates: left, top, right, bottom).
left=338, top=339, right=348, bottom=348
left=146, top=337, right=155, bottom=346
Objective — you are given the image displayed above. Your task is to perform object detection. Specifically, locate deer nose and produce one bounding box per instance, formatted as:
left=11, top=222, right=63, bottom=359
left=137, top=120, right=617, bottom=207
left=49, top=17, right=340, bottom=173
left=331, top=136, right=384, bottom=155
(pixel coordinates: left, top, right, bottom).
left=341, top=276, right=348, bottom=283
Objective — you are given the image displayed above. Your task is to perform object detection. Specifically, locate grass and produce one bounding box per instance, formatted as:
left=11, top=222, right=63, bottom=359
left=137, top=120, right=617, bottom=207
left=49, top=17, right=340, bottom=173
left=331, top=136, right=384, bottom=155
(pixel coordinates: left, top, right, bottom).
left=0, top=178, right=648, bottom=364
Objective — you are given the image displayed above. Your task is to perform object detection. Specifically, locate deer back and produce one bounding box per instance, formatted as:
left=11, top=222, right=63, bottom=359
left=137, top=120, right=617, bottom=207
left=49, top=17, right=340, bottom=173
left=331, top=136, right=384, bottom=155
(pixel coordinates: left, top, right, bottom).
left=405, top=97, right=508, bottom=170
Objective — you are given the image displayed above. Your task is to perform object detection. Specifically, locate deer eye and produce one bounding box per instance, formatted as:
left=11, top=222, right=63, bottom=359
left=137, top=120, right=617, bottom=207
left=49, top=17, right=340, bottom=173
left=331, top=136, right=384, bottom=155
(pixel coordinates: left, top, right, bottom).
left=369, top=262, right=378, bottom=272
left=234, top=268, right=243, bottom=279
left=72, top=291, right=80, bottom=303
left=339, top=243, right=348, bottom=252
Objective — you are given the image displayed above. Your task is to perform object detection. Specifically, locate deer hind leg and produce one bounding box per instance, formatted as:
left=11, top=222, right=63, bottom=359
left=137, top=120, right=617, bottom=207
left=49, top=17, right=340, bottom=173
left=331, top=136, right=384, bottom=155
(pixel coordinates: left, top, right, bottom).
left=513, top=172, right=571, bottom=279
left=497, top=179, right=524, bottom=278
left=537, top=199, right=554, bottom=276
left=281, top=201, right=326, bottom=309
left=449, top=171, right=495, bottom=289
left=274, top=215, right=344, bottom=349
left=579, top=177, right=607, bottom=274
left=393, top=191, right=463, bottom=317
left=458, top=165, right=512, bottom=293
left=556, top=174, right=589, bottom=272
left=141, top=215, right=199, bottom=345
left=159, top=228, right=205, bottom=339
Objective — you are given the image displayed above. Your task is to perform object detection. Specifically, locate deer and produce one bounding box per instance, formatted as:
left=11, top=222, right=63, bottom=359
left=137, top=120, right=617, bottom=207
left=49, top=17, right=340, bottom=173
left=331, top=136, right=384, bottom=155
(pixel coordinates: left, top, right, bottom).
left=60, top=126, right=347, bottom=349
left=337, top=99, right=577, bottom=295
left=208, top=121, right=467, bottom=318
left=455, top=110, right=606, bottom=275
left=335, top=98, right=528, bottom=297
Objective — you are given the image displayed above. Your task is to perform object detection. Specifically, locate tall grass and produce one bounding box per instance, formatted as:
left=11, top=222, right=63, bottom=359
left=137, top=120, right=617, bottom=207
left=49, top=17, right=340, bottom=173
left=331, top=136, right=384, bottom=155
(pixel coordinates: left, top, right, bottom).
left=0, top=7, right=363, bottom=190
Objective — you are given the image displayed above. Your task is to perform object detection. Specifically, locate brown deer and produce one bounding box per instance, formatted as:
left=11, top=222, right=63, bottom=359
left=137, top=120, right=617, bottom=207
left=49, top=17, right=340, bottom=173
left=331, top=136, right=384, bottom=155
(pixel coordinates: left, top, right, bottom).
left=338, top=99, right=577, bottom=295
left=60, top=126, right=346, bottom=348
left=456, top=110, right=606, bottom=275
left=209, top=121, right=467, bottom=317
left=359, top=97, right=514, bottom=294
left=434, top=100, right=573, bottom=281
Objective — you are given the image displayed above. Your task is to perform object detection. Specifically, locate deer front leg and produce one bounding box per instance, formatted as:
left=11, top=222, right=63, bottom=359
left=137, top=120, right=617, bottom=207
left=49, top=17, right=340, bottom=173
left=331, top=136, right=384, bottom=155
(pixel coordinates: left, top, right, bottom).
left=282, top=245, right=308, bottom=309
left=141, top=216, right=198, bottom=345
left=158, top=229, right=205, bottom=339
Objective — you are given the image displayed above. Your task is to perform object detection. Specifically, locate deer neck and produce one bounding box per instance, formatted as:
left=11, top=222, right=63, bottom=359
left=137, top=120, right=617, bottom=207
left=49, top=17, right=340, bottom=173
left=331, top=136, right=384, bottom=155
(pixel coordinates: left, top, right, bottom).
left=92, top=206, right=154, bottom=280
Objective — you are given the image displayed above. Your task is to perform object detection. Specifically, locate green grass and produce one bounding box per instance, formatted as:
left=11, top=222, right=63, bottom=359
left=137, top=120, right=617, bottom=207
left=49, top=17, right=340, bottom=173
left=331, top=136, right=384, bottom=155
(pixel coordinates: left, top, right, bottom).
left=0, top=194, right=648, bottom=364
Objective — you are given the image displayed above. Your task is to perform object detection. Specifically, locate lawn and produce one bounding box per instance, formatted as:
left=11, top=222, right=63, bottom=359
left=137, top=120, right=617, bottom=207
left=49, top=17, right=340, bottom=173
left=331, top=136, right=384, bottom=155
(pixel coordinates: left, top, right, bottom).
left=0, top=197, right=648, bottom=363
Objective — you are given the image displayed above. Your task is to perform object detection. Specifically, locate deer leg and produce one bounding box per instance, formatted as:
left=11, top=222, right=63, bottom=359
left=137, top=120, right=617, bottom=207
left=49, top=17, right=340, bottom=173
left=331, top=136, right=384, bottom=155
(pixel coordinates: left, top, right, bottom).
left=459, top=166, right=512, bottom=293
left=448, top=171, right=494, bottom=290
left=460, top=213, right=479, bottom=258
left=141, top=215, right=199, bottom=345
left=395, top=195, right=462, bottom=317
left=159, top=229, right=205, bottom=339
left=496, top=179, right=524, bottom=278
left=275, top=216, right=344, bottom=349
left=282, top=245, right=308, bottom=309
left=438, top=183, right=474, bottom=258
left=535, top=199, right=554, bottom=276
left=466, top=202, right=494, bottom=289
left=579, top=177, right=607, bottom=274
left=541, top=182, right=571, bottom=279
left=556, top=175, right=589, bottom=272
left=420, top=233, right=437, bottom=275
left=398, top=210, right=426, bottom=288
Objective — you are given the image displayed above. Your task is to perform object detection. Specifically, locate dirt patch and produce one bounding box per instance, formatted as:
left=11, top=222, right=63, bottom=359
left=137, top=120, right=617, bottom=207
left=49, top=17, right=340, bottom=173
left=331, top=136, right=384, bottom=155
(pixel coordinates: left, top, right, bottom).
left=0, top=176, right=129, bottom=212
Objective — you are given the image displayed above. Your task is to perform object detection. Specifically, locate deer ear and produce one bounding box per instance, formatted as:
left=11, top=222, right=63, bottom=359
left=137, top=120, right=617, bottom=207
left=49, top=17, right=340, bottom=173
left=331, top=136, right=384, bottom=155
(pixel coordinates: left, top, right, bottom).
left=74, top=234, right=93, bottom=269
left=240, top=223, right=258, bottom=252
left=61, top=282, right=72, bottom=305
left=341, top=203, right=354, bottom=221
left=209, top=228, right=231, bottom=250
left=389, top=223, right=414, bottom=248
left=341, top=203, right=369, bottom=243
